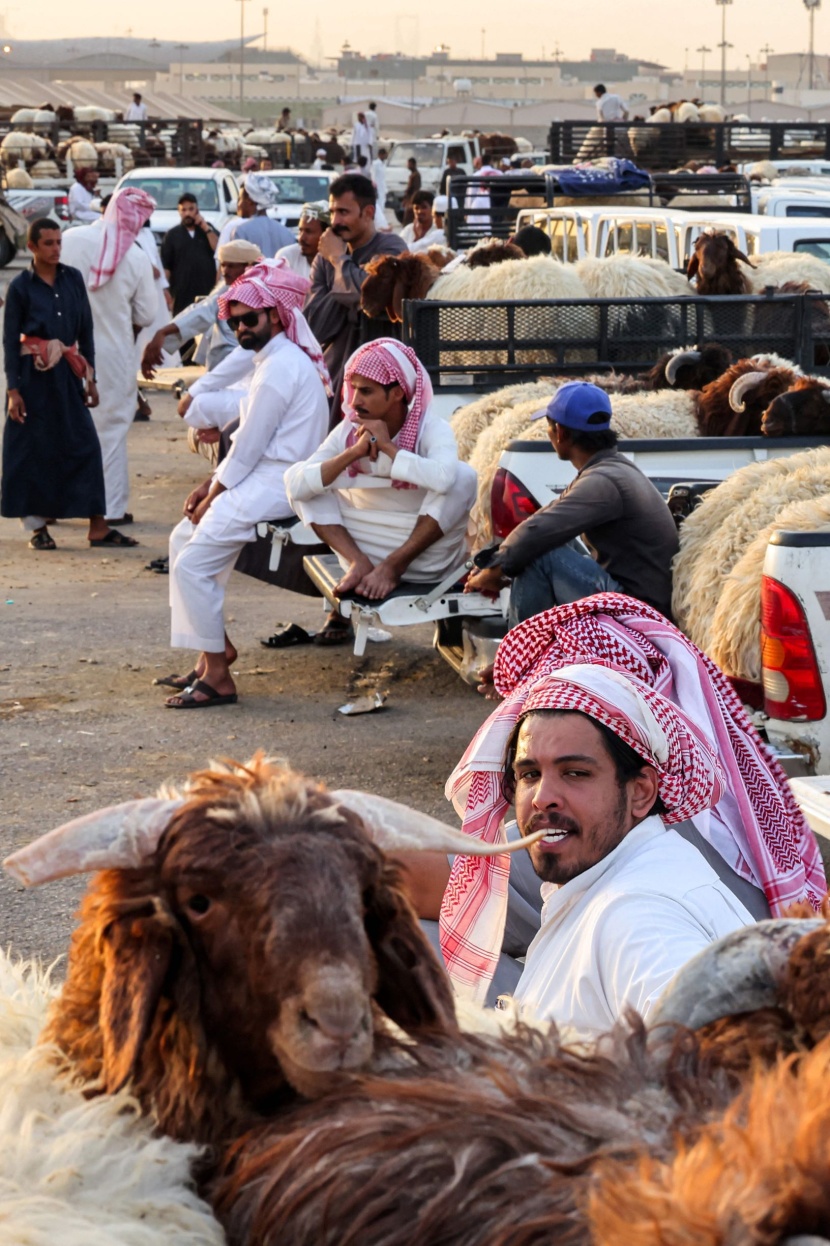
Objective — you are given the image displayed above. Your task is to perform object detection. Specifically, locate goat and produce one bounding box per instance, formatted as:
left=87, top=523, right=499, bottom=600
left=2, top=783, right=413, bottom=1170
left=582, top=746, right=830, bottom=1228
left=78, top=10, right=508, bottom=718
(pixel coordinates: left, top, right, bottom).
left=5, top=756, right=531, bottom=1147
left=687, top=230, right=754, bottom=295
left=208, top=919, right=830, bottom=1246
left=695, top=357, right=801, bottom=436
left=762, top=375, right=830, bottom=437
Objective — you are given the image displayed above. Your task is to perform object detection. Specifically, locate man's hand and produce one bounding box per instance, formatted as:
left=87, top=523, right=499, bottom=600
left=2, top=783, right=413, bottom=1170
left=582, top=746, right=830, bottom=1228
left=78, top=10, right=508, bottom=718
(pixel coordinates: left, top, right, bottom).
left=317, top=228, right=347, bottom=263
left=177, top=392, right=193, bottom=418
left=85, top=380, right=100, bottom=409
left=197, top=427, right=221, bottom=445
left=141, top=330, right=167, bottom=379
left=189, top=496, right=211, bottom=525
left=465, top=564, right=508, bottom=599
left=7, top=390, right=25, bottom=423
left=183, top=479, right=210, bottom=520
left=355, top=418, right=395, bottom=459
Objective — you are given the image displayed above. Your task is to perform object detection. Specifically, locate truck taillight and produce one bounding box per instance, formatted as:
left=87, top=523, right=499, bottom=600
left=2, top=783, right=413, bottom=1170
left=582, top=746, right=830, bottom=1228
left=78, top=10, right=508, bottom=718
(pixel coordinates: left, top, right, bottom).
left=760, top=575, right=826, bottom=721
left=490, top=467, right=539, bottom=540
left=55, top=195, right=69, bottom=220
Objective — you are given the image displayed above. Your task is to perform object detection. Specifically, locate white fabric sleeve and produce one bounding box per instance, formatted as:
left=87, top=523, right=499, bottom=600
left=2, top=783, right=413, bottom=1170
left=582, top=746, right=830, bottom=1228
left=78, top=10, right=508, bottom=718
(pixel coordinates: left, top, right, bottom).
left=172, top=290, right=221, bottom=343
left=390, top=415, right=459, bottom=494
left=189, top=345, right=253, bottom=397
left=130, top=250, right=160, bottom=330
left=284, top=423, right=351, bottom=503
left=214, top=381, right=288, bottom=490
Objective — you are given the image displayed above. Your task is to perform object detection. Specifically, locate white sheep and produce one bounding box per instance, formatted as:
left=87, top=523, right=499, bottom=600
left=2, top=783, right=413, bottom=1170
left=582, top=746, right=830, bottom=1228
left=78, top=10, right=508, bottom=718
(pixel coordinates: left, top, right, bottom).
left=450, top=378, right=559, bottom=463
left=747, top=251, right=830, bottom=295
left=0, top=950, right=224, bottom=1245
left=574, top=255, right=691, bottom=302
left=710, top=485, right=830, bottom=680
left=677, top=448, right=830, bottom=654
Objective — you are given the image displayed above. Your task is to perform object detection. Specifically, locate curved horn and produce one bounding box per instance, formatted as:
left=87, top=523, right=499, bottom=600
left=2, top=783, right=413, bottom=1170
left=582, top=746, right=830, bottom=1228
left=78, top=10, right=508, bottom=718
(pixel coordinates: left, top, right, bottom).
left=665, top=349, right=702, bottom=386
left=649, top=918, right=823, bottom=1032
left=332, top=789, right=544, bottom=857
left=3, top=798, right=184, bottom=888
left=729, top=369, right=769, bottom=413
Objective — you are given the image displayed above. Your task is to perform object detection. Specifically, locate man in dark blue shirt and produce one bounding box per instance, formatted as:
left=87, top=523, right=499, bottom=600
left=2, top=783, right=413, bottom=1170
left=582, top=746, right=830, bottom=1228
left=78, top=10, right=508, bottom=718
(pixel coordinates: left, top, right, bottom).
left=1, top=218, right=136, bottom=549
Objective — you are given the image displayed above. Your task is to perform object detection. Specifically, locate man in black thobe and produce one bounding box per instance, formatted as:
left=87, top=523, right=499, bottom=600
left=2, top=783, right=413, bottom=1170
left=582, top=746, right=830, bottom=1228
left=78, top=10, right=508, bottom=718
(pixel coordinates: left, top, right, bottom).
left=160, top=193, right=218, bottom=315
left=1, top=218, right=135, bottom=550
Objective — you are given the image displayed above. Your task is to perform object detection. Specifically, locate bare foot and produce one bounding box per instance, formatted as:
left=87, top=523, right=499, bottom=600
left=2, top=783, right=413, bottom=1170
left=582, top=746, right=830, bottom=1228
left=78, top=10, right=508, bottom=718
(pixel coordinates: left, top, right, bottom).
left=335, top=554, right=374, bottom=595
left=356, top=560, right=400, bottom=600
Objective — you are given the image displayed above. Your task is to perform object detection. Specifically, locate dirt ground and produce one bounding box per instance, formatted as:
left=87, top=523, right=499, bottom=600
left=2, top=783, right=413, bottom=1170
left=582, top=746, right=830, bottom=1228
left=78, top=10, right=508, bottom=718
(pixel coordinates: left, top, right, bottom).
left=0, top=390, right=490, bottom=967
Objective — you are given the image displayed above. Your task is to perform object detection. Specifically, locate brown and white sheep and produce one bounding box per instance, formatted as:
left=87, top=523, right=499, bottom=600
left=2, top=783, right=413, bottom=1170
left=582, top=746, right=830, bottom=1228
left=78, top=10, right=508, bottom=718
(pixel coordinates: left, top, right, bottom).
left=687, top=230, right=754, bottom=295
left=695, top=356, right=803, bottom=436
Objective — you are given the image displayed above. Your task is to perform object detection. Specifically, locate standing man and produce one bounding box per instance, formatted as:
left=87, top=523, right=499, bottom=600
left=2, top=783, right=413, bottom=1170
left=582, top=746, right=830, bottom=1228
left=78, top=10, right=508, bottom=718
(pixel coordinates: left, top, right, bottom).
left=160, top=193, right=218, bottom=316
left=401, top=157, right=421, bottom=224
left=304, top=172, right=407, bottom=422
left=594, top=83, right=628, bottom=121
left=276, top=202, right=329, bottom=278
left=352, top=111, right=372, bottom=163
left=277, top=107, right=292, bottom=132
left=221, top=173, right=294, bottom=257
left=464, top=382, right=679, bottom=622
left=161, top=259, right=330, bottom=709
left=60, top=188, right=157, bottom=527
left=68, top=168, right=100, bottom=223
left=366, top=101, right=380, bottom=152
left=1, top=218, right=134, bottom=550
left=125, top=92, right=149, bottom=122
left=400, top=190, right=445, bottom=253
left=372, top=146, right=390, bottom=229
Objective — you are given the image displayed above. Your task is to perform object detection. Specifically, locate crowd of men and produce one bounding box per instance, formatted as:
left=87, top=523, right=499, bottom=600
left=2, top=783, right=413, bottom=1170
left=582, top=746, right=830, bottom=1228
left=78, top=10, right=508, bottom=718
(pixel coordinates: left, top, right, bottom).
left=1, top=133, right=826, bottom=1046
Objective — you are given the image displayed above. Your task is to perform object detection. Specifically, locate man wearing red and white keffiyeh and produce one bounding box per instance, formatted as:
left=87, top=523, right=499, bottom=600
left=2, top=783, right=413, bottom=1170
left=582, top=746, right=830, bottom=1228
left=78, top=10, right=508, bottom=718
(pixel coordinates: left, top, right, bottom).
left=435, top=594, right=826, bottom=1022
left=284, top=337, right=476, bottom=642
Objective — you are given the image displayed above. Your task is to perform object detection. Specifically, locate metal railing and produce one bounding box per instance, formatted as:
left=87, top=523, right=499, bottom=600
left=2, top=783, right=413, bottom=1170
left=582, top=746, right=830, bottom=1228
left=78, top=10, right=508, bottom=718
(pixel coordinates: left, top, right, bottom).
left=547, top=121, right=830, bottom=171
left=402, top=289, right=830, bottom=386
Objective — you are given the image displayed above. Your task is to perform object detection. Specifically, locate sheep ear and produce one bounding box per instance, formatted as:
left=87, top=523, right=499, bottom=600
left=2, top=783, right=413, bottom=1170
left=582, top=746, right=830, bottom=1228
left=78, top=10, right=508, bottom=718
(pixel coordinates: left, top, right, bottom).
left=99, top=902, right=177, bottom=1093
left=365, top=867, right=458, bottom=1034
left=389, top=271, right=407, bottom=323
left=686, top=253, right=699, bottom=280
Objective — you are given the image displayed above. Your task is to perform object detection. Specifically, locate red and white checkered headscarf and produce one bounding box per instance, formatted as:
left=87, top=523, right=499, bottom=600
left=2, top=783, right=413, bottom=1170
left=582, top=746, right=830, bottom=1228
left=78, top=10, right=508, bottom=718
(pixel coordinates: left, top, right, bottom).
left=342, top=339, right=433, bottom=485
left=440, top=592, right=825, bottom=1002
left=219, top=257, right=331, bottom=393
left=89, top=186, right=156, bottom=290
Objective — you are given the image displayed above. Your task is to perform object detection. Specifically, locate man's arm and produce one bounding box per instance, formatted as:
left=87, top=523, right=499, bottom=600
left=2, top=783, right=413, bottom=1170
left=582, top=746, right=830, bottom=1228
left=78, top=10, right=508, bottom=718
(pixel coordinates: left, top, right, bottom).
left=130, top=251, right=159, bottom=331
left=494, top=469, right=624, bottom=577
left=303, top=251, right=347, bottom=345
left=212, top=380, right=287, bottom=492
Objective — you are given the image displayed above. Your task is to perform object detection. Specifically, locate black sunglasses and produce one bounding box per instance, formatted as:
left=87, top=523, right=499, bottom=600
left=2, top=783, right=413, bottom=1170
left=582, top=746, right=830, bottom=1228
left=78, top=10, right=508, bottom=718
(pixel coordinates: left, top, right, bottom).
left=227, top=310, right=265, bottom=331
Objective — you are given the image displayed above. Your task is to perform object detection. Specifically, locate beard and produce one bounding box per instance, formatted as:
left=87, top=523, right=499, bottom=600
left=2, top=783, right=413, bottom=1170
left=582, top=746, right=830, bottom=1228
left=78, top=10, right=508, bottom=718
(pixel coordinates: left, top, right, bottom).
left=237, top=324, right=271, bottom=352
left=526, top=786, right=630, bottom=886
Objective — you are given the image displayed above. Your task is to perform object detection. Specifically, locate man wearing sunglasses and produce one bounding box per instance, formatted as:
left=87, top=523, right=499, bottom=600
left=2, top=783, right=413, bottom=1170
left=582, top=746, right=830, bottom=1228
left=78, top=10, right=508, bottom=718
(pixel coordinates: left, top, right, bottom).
left=160, top=258, right=331, bottom=709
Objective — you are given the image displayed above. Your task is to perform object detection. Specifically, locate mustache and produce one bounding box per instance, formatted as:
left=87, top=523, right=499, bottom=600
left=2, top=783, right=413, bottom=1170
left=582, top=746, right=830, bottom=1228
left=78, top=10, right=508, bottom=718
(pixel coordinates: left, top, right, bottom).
left=526, top=812, right=579, bottom=835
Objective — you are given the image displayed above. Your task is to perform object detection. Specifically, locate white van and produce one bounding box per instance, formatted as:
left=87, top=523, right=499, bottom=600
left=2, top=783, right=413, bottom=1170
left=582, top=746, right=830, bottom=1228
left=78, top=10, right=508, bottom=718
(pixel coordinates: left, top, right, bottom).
left=113, top=167, right=240, bottom=242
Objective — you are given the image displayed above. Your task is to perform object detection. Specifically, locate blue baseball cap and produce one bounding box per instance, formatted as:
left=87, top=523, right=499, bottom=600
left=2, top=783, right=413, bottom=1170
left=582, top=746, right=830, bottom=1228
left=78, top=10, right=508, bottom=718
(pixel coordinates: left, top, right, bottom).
left=537, top=381, right=613, bottom=432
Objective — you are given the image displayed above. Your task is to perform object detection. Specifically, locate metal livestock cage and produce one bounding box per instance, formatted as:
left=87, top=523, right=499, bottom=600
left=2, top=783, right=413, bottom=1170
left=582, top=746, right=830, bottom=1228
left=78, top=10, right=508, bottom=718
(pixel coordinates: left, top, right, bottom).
left=547, top=121, right=830, bottom=172
left=402, top=290, right=830, bottom=388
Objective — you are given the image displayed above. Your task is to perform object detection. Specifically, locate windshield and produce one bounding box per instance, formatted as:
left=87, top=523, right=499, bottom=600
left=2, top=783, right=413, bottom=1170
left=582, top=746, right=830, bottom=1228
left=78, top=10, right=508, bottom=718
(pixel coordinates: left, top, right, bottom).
left=794, top=238, right=830, bottom=261
left=123, top=177, right=220, bottom=211
left=266, top=174, right=331, bottom=203
left=387, top=143, right=445, bottom=169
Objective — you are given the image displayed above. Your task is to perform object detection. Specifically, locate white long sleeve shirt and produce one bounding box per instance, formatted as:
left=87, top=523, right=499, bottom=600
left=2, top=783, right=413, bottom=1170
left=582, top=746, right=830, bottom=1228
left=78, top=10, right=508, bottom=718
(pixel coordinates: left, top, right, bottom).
left=67, top=181, right=99, bottom=223
left=400, top=223, right=447, bottom=254
left=513, top=816, right=754, bottom=1038
left=276, top=242, right=311, bottom=279
left=189, top=344, right=254, bottom=399
left=212, top=331, right=329, bottom=518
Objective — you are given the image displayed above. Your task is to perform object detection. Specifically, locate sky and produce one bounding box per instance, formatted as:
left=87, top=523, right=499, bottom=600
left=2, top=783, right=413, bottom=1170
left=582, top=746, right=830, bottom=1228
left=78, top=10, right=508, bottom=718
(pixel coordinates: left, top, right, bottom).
left=4, top=1, right=825, bottom=76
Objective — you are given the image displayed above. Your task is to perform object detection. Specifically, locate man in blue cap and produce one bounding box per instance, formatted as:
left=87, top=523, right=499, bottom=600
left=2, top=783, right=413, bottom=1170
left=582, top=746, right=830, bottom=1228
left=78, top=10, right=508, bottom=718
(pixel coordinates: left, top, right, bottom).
left=465, top=381, right=678, bottom=621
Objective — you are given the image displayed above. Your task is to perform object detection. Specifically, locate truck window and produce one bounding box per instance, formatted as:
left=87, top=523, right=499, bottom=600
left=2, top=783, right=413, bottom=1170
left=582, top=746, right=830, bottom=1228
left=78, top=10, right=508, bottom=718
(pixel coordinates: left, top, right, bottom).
left=550, top=218, right=565, bottom=261
left=654, top=223, right=670, bottom=262
left=794, top=239, right=830, bottom=262
left=787, top=204, right=830, bottom=218
left=565, top=218, right=581, bottom=262
left=447, top=145, right=467, bottom=163
left=604, top=221, right=633, bottom=256
left=387, top=143, right=444, bottom=169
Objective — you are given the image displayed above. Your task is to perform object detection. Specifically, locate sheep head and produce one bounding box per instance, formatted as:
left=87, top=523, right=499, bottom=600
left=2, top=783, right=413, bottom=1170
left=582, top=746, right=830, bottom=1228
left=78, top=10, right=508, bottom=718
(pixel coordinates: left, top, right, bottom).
left=464, top=239, right=525, bottom=269
left=762, top=377, right=830, bottom=438
left=360, top=254, right=439, bottom=322
left=688, top=231, right=754, bottom=294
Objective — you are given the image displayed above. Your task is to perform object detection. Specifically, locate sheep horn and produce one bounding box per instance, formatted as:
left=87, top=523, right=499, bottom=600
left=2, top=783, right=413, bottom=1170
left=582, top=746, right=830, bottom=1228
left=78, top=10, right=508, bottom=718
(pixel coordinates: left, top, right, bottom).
left=3, top=798, right=185, bottom=888
left=665, top=349, right=702, bottom=386
left=649, top=918, right=824, bottom=1033
left=332, top=789, right=544, bottom=857
left=728, top=370, right=769, bottom=413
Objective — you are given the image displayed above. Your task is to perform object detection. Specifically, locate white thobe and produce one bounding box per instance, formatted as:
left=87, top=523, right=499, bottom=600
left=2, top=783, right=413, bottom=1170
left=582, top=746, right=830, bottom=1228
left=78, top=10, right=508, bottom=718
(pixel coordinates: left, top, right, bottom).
left=126, top=102, right=149, bottom=121
left=285, top=409, right=477, bottom=582
left=168, top=283, right=237, bottom=369
left=400, top=223, right=446, bottom=254
left=352, top=120, right=372, bottom=161
left=275, top=242, right=311, bottom=279
left=60, top=223, right=157, bottom=519
left=596, top=93, right=627, bottom=122
left=513, top=817, right=754, bottom=1038
left=372, top=158, right=389, bottom=229
left=68, top=181, right=99, bottom=223
left=169, top=332, right=329, bottom=652
left=135, top=227, right=180, bottom=367
left=465, top=166, right=501, bottom=234
left=184, top=344, right=255, bottom=429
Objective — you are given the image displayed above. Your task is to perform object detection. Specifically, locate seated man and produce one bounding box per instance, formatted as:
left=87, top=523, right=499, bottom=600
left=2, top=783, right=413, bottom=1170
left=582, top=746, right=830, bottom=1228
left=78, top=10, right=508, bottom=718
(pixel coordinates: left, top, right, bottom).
left=276, top=202, right=330, bottom=278
left=141, top=239, right=262, bottom=375
left=465, top=381, right=679, bottom=624
left=400, top=190, right=445, bottom=254
left=176, top=342, right=256, bottom=440
left=160, top=258, right=331, bottom=708
left=284, top=338, right=477, bottom=645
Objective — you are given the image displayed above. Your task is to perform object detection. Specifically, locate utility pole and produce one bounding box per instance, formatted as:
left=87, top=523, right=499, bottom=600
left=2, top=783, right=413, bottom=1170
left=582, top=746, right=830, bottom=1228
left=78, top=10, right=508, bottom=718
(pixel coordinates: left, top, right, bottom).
left=236, top=0, right=249, bottom=116
left=715, top=0, right=733, bottom=108
left=746, top=54, right=752, bottom=116
left=480, top=28, right=485, bottom=60
left=805, top=0, right=821, bottom=92
left=262, top=7, right=268, bottom=54
left=760, top=42, right=774, bottom=101
left=697, top=44, right=712, bottom=93
left=174, top=42, right=188, bottom=96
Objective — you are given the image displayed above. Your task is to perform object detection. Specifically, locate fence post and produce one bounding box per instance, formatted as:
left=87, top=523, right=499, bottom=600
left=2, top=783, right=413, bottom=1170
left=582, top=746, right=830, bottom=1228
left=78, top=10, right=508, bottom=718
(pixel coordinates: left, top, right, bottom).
left=549, top=122, right=559, bottom=164
left=770, top=124, right=782, bottom=160
left=795, top=292, right=809, bottom=372
left=714, top=124, right=725, bottom=168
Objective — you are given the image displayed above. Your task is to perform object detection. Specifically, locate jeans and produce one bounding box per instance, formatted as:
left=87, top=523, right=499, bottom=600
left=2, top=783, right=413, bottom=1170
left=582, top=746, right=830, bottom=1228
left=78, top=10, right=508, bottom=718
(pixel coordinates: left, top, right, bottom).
left=509, top=543, right=620, bottom=627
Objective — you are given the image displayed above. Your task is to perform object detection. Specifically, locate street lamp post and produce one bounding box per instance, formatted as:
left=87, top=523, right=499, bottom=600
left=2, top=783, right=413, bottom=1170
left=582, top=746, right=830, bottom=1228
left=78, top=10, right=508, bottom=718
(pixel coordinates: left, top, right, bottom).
left=236, top=0, right=250, bottom=115
left=262, top=6, right=268, bottom=54
left=746, top=54, right=752, bottom=116
left=697, top=44, right=712, bottom=94
left=760, top=42, right=774, bottom=100
left=805, top=0, right=821, bottom=92
left=174, top=42, right=188, bottom=97
left=715, top=0, right=733, bottom=107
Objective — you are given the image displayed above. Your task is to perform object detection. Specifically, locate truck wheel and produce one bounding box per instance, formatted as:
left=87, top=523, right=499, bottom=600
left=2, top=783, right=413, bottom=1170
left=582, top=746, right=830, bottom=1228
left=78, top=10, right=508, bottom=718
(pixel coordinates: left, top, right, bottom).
left=0, top=232, right=17, bottom=267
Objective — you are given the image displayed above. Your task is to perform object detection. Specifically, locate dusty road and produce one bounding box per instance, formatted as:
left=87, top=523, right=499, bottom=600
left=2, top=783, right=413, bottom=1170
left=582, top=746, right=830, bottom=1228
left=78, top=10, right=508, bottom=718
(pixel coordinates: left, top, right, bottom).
left=0, top=391, right=489, bottom=967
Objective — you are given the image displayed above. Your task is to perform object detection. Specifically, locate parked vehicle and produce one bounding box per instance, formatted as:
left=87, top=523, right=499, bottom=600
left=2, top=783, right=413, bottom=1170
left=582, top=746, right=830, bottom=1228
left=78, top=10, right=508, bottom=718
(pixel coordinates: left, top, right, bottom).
left=113, top=166, right=240, bottom=242
left=385, top=136, right=480, bottom=217
left=5, top=185, right=70, bottom=230
left=0, top=194, right=27, bottom=265
left=262, top=169, right=335, bottom=233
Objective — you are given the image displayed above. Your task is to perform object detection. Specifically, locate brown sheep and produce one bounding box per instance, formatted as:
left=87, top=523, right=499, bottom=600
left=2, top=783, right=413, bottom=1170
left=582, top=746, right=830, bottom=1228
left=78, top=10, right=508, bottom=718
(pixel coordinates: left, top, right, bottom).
left=25, top=756, right=467, bottom=1145
left=687, top=230, right=754, bottom=295
left=360, top=253, right=440, bottom=322
left=695, top=358, right=801, bottom=436
left=762, top=375, right=830, bottom=437
left=463, top=239, right=525, bottom=269
left=638, top=342, right=734, bottom=392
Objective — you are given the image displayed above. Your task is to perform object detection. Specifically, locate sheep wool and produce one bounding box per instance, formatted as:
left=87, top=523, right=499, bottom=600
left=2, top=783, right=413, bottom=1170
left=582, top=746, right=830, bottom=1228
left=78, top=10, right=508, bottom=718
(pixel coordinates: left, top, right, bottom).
left=748, top=251, right=830, bottom=295
left=574, top=255, right=691, bottom=302
left=450, top=379, right=558, bottom=462
left=710, top=485, right=830, bottom=679
left=0, top=950, right=224, bottom=1246
left=610, top=389, right=699, bottom=440
left=675, top=447, right=830, bottom=650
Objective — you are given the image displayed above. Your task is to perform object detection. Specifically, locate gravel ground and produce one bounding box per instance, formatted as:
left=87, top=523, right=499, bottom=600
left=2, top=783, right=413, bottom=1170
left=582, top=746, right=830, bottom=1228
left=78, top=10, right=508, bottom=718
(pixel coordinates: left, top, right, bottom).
left=0, top=389, right=489, bottom=967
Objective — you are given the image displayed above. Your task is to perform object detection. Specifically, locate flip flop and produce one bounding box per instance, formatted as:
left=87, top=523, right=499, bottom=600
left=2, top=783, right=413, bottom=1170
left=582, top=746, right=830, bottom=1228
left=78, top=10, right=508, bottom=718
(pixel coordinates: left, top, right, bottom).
left=260, top=622, right=315, bottom=649
left=164, top=679, right=238, bottom=709
left=313, top=618, right=355, bottom=647
left=153, top=669, right=199, bottom=690
left=89, top=528, right=138, bottom=548
left=29, top=528, right=56, bottom=550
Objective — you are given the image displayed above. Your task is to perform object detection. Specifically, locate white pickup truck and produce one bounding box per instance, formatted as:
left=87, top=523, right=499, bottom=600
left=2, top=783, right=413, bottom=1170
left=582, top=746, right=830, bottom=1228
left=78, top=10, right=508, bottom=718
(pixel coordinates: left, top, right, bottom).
left=470, top=433, right=830, bottom=776
left=385, top=136, right=480, bottom=217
